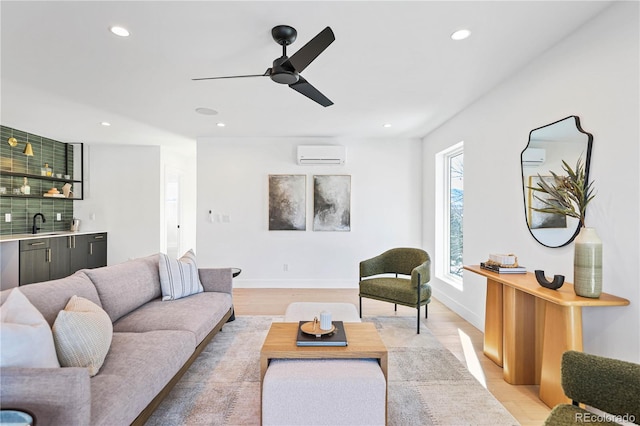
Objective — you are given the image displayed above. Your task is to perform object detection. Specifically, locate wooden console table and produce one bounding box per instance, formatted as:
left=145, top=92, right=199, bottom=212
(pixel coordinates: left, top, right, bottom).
left=464, top=265, right=629, bottom=408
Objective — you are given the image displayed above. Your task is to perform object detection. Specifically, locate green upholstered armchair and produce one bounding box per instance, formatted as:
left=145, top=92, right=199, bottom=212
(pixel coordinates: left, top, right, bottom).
left=358, top=248, right=431, bottom=334
left=543, top=350, right=640, bottom=426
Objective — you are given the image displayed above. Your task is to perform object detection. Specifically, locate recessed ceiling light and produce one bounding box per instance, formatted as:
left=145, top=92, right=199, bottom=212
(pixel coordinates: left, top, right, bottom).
left=195, top=107, right=218, bottom=116
left=100, top=122, right=111, bottom=127
left=216, top=122, right=226, bottom=127
left=451, top=29, right=471, bottom=41
left=109, top=26, right=130, bottom=37
left=383, top=123, right=392, bottom=128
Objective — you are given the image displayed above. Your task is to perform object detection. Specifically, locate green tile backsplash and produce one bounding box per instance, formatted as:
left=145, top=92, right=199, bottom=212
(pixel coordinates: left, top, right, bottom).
left=0, top=125, right=77, bottom=235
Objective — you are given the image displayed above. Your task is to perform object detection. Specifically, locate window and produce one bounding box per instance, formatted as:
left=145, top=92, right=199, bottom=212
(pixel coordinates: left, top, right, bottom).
left=435, top=142, right=464, bottom=287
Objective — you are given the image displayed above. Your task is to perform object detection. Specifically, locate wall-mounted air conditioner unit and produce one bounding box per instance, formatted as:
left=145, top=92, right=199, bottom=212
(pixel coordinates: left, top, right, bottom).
left=522, top=148, right=546, bottom=165
left=297, top=145, right=346, bottom=165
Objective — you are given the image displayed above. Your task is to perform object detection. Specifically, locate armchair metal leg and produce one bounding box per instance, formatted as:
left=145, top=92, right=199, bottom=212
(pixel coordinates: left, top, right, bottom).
left=416, top=274, right=422, bottom=334
left=394, top=304, right=397, bottom=312
left=359, top=296, right=362, bottom=318
left=425, top=304, right=428, bottom=319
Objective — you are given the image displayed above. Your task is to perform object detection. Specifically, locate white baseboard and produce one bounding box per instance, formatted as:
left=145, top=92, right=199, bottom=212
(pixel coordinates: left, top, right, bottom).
left=431, top=287, right=484, bottom=331
left=233, top=279, right=358, bottom=289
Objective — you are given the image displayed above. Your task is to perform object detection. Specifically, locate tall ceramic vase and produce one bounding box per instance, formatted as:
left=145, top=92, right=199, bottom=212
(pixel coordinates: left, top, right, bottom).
left=573, top=227, right=602, bottom=298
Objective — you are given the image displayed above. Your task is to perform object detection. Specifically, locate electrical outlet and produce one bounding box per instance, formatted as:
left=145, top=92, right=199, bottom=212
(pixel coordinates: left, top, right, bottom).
left=56, top=213, right=62, bottom=221
left=4, top=213, right=11, bottom=223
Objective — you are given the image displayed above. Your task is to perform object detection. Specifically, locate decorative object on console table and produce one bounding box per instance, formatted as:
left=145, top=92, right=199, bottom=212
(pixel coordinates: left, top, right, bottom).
left=480, top=262, right=527, bottom=273
left=488, top=253, right=518, bottom=265
left=481, top=255, right=526, bottom=274
left=529, top=157, right=599, bottom=297
left=573, top=227, right=602, bottom=298
left=534, top=270, right=565, bottom=290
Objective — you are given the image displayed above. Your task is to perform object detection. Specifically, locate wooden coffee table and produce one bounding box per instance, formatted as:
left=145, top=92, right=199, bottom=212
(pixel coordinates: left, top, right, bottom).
left=260, top=321, right=388, bottom=390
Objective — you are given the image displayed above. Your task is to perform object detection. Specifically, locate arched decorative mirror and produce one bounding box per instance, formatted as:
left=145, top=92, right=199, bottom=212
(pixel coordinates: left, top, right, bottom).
left=521, top=116, right=593, bottom=248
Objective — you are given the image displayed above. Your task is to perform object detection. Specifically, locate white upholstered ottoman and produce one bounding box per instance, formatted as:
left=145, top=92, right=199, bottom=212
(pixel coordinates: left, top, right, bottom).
left=262, top=302, right=386, bottom=426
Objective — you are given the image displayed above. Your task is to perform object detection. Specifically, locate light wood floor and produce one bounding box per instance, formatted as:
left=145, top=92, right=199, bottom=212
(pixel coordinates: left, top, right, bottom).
left=233, top=288, right=550, bottom=426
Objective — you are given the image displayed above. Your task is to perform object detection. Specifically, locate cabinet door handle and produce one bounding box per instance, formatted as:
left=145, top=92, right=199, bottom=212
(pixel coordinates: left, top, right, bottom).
left=30, top=242, right=45, bottom=246
left=94, top=235, right=104, bottom=240
left=89, top=242, right=93, bottom=255
left=72, top=235, right=76, bottom=249
left=46, top=248, right=52, bottom=263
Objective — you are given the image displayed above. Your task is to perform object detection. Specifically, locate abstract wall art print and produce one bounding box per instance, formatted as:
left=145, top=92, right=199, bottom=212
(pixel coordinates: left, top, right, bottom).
left=269, top=174, right=306, bottom=231
left=313, top=175, right=351, bottom=231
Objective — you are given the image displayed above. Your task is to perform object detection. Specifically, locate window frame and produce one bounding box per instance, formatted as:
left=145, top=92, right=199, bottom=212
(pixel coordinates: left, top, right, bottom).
left=435, top=141, right=464, bottom=289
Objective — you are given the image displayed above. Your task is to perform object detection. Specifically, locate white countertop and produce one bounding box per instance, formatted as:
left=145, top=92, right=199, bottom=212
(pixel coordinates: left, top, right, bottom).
left=0, top=230, right=107, bottom=242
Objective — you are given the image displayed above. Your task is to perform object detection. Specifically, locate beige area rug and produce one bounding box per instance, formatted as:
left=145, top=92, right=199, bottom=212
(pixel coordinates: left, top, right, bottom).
left=145, top=316, right=519, bottom=426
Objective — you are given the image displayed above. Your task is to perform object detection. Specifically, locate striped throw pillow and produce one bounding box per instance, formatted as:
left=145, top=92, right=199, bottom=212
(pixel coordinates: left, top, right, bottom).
left=159, top=249, right=204, bottom=301
left=53, top=295, right=112, bottom=376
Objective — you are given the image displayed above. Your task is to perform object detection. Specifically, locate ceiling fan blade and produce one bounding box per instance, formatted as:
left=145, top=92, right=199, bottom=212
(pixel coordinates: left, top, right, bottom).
left=192, top=69, right=270, bottom=81
left=288, top=27, right=335, bottom=73
left=289, top=76, right=333, bottom=107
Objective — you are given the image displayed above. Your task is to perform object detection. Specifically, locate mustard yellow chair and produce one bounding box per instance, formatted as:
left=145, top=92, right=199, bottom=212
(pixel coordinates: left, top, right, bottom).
left=358, top=248, right=431, bottom=333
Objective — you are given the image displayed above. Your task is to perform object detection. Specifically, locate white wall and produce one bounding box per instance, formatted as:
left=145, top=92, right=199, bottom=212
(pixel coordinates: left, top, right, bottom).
left=74, top=142, right=198, bottom=265
left=160, top=144, right=198, bottom=255
left=196, top=137, right=422, bottom=288
left=74, top=144, right=162, bottom=265
left=422, top=2, right=639, bottom=362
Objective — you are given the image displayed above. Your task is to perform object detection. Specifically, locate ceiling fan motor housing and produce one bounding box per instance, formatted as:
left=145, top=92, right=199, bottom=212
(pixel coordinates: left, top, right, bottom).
left=270, top=56, right=299, bottom=84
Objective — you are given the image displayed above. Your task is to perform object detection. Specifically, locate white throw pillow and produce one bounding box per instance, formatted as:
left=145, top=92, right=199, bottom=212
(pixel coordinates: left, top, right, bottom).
left=159, top=249, right=204, bottom=301
left=0, top=288, right=60, bottom=368
left=53, top=295, right=113, bottom=376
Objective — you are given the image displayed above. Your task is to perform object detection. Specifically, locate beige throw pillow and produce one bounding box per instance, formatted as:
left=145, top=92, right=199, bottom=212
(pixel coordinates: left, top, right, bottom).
left=0, top=288, right=60, bottom=368
left=159, top=249, right=204, bottom=301
left=53, top=295, right=113, bottom=376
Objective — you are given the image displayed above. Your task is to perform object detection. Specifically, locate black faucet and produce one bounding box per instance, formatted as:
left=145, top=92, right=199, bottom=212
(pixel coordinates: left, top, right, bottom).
left=32, top=213, right=46, bottom=234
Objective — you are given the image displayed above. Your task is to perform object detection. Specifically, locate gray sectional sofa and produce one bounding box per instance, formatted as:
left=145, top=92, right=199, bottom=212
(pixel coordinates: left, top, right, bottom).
left=0, top=253, right=234, bottom=426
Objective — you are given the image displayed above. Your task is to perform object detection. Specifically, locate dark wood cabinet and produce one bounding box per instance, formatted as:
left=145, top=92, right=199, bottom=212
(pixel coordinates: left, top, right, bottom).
left=71, top=233, right=108, bottom=270
left=50, top=236, right=72, bottom=280
left=19, top=232, right=107, bottom=285
left=86, top=233, right=107, bottom=269
left=19, top=238, right=51, bottom=285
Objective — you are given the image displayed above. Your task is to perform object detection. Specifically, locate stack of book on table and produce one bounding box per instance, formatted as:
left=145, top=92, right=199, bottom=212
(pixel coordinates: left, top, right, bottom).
left=481, top=253, right=527, bottom=274
left=296, top=320, right=348, bottom=346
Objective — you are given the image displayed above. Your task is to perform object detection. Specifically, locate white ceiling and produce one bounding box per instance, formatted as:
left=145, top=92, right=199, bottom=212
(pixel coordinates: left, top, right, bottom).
left=0, top=1, right=613, bottom=146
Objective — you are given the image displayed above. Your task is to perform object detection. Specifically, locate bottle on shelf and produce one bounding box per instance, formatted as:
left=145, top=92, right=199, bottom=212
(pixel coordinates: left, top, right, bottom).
left=20, top=177, right=31, bottom=195
left=41, top=163, right=52, bottom=177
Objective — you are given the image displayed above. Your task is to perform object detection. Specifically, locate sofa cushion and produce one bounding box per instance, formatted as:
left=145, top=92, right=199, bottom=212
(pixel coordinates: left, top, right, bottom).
left=90, top=330, right=195, bottom=426
left=53, top=296, right=113, bottom=376
left=1, top=288, right=60, bottom=368
left=83, top=254, right=162, bottom=322
left=159, top=249, right=203, bottom=301
left=0, top=271, right=101, bottom=327
left=112, top=292, right=232, bottom=346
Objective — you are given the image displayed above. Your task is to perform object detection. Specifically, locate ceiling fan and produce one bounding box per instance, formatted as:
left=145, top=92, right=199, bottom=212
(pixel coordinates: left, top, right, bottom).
left=193, top=25, right=335, bottom=107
